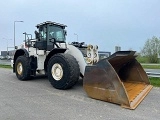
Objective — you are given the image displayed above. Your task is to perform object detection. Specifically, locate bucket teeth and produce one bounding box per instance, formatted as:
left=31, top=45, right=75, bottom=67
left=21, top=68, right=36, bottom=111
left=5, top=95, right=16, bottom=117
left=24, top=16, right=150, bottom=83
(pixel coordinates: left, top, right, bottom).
left=83, top=51, right=152, bottom=109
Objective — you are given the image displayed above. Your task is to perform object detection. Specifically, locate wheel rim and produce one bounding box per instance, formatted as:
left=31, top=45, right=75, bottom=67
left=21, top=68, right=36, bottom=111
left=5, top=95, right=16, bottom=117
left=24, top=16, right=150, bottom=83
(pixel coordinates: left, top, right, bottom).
left=17, top=62, right=23, bottom=75
left=51, top=63, right=63, bottom=81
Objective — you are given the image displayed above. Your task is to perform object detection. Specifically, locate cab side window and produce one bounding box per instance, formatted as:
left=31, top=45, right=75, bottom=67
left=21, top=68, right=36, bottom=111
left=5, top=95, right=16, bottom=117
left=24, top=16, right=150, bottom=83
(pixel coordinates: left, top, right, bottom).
left=39, top=26, right=47, bottom=41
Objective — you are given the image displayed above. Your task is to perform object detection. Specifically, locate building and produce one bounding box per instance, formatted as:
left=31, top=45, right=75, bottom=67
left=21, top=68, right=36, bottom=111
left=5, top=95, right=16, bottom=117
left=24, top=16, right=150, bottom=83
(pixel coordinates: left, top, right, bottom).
left=0, top=50, right=15, bottom=59
left=98, top=51, right=111, bottom=60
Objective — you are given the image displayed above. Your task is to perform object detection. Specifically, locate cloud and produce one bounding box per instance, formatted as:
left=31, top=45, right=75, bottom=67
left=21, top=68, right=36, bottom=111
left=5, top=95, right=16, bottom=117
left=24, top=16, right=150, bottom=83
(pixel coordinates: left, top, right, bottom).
left=0, top=0, right=160, bottom=53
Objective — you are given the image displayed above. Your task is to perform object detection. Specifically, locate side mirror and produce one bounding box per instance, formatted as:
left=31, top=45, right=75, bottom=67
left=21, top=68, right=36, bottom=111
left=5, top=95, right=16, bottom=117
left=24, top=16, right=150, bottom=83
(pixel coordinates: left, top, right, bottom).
left=64, top=30, right=67, bottom=36
left=35, top=30, right=39, bottom=39
left=15, top=46, right=18, bottom=49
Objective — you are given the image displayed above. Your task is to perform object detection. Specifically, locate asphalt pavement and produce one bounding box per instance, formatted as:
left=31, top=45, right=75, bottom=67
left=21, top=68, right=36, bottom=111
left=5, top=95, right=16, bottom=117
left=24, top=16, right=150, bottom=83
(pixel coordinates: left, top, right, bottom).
left=0, top=68, right=160, bottom=120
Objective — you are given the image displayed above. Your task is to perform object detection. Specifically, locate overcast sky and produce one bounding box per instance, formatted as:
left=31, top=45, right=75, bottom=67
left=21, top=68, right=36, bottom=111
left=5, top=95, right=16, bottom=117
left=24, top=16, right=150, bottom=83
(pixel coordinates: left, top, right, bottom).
left=0, top=0, right=160, bottom=53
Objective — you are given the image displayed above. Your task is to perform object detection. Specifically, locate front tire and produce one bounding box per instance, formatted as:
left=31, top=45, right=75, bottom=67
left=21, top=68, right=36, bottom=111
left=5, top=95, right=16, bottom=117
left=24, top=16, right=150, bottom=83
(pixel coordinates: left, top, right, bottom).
left=48, top=53, right=80, bottom=89
left=15, top=56, right=31, bottom=80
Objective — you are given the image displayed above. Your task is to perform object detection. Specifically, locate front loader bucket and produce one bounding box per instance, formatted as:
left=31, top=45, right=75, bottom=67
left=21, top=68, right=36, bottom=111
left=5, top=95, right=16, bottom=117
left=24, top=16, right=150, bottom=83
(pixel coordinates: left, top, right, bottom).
left=83, top=51, right=152, bottom=109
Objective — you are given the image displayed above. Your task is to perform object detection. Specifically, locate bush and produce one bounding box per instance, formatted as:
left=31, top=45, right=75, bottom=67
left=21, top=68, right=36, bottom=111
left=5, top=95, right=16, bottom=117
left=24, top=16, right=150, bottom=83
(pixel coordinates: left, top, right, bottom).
left=141, top=36, right=160, bottom=63
left=136, top=56, right=148, bottom=63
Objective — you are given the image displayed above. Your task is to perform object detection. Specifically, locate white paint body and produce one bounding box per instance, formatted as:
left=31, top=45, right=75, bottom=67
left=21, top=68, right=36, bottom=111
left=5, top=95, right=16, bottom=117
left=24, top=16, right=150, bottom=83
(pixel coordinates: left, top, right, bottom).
left=65, top=44, right=87, bottom=76
left=12, top=41, right=99, bottom=77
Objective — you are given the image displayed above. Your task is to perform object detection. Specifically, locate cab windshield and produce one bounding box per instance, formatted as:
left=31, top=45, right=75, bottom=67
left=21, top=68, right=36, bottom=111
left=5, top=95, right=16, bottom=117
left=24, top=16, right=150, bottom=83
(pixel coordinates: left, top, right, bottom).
left=49, top=25, right=66, bottom=42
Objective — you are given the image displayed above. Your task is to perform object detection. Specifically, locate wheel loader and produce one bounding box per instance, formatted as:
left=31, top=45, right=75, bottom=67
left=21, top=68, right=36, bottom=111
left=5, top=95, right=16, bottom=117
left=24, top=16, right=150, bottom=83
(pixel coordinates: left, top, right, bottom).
left=12, top=21, right=152, bottom=109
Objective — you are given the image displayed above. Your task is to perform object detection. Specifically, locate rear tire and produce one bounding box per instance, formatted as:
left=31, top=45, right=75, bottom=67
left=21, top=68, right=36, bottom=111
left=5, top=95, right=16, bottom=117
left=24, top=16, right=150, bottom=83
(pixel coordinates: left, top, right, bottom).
left=48, top=53, right=80, bottom=89
left=15, top=56, right=31, bottom=80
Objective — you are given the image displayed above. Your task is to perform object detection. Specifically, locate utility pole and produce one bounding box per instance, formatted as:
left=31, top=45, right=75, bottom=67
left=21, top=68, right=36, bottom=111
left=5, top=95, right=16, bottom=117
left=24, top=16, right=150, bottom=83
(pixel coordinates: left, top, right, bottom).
left=14, top=21, right=23, bottom=49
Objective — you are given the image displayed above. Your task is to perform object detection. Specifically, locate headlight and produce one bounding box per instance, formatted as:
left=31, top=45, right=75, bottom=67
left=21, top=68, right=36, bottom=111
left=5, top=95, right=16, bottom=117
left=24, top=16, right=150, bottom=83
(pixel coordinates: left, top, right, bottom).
left=94, top=45, right=98, bottom=50
left=94, top=53, right=97, bottom=58
left=86, top=58, right=92, bottom=63
left=87, top=45, right=93, bottom=50
left=93, top=58, right=97, bottom=63
left=88, top=53, right=91, bottom=57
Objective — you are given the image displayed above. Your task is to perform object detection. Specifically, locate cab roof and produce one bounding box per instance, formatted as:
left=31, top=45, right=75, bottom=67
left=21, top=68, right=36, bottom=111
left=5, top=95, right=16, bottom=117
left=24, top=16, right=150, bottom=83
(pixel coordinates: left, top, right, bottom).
left=36, top=21, right=67, bottom=28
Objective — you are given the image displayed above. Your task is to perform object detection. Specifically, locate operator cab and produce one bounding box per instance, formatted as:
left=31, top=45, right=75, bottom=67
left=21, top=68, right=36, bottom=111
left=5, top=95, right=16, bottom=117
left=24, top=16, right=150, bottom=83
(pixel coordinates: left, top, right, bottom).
left=35, top=21, right=67, bottom=51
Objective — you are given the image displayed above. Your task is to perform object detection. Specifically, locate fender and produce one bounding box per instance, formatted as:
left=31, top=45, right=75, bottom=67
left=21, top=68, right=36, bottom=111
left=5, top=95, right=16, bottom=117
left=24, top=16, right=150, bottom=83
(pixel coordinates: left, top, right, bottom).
left=65, top=44, right=87, bottom=76
left=13, top=49, right=29, bottom=72
left=44, top=48, right=67, bottom=73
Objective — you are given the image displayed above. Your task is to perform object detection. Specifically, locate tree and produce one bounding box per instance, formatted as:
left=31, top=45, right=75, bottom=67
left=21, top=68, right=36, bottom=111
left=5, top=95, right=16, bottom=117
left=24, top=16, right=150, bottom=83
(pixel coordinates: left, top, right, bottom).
left=141, top=36, right=160, bottom=63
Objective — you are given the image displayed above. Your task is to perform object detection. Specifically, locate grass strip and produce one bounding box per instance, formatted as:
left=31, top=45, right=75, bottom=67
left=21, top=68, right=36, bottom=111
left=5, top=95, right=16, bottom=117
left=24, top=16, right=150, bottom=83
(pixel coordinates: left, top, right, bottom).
left=142, top=65, right=160, bottom=69
left=149, top=77, right=160, bottom=87
left=0, top=64, right=160, bottom=87
left=0, top=64, right=12, bottom=69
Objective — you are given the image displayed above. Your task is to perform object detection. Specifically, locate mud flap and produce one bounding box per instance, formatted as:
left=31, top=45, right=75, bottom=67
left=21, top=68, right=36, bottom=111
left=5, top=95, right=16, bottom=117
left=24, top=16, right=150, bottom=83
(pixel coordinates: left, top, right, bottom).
left=83, top=51, right=153, bottom=109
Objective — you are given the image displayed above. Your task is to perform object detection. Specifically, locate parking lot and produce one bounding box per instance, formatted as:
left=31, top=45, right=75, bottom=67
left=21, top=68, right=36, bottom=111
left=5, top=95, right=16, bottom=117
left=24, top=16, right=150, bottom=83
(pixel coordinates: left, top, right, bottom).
left=0, top=59, right=11, bottom=65
left=0, top=68, right=160, bottom=120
